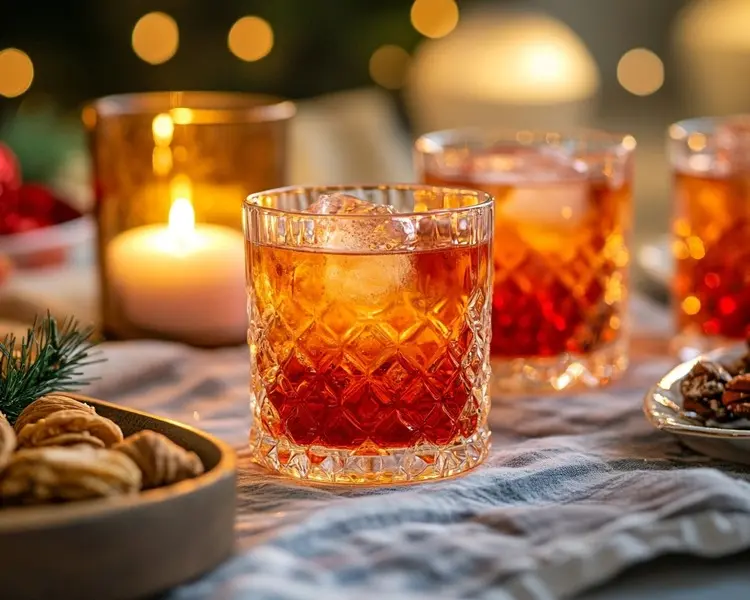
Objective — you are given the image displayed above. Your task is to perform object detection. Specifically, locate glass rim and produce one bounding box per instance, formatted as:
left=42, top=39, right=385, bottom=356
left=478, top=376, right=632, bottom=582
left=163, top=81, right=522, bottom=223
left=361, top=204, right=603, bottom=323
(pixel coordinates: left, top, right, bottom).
left=243, top=183, right=494, bottom=219
left=414, top=127, right=637, bottom=154
left=83, top=91, right=296, bottom=124
left=667, top=115, right=744, bottom=140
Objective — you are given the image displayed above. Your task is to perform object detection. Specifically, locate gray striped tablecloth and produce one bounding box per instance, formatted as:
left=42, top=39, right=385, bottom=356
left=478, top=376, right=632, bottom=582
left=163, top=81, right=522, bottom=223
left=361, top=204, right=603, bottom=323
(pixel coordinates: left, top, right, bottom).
left=80, top=297, right=750, bottom=600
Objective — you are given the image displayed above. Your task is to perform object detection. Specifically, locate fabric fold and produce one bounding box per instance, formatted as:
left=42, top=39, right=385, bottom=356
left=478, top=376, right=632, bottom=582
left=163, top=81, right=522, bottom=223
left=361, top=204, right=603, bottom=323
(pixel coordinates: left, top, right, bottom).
left=31, top=296, right=750, bottom=600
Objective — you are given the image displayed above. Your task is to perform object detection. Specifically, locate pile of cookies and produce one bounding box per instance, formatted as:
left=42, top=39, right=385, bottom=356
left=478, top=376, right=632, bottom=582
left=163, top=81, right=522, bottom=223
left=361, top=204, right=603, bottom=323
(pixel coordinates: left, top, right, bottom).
left=0, top=393, right=204, bottom=505
left=680, top=342, right=750, bottom=423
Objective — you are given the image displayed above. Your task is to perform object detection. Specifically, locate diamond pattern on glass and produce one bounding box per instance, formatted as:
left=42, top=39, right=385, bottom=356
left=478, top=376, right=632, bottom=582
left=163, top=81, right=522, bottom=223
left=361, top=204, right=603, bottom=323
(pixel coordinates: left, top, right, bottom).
left=246, top=200, right=492, bottom=483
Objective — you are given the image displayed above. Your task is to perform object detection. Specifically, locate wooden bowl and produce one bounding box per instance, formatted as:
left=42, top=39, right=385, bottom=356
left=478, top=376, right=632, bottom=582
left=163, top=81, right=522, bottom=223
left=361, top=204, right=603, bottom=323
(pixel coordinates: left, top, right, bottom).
left=0, top=395, right=237, bottom=600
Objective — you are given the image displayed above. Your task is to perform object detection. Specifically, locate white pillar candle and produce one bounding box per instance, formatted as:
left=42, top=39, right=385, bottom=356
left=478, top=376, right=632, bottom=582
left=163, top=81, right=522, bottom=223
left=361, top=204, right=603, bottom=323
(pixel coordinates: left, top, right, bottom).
left=106, top=198, right=247, bottom=345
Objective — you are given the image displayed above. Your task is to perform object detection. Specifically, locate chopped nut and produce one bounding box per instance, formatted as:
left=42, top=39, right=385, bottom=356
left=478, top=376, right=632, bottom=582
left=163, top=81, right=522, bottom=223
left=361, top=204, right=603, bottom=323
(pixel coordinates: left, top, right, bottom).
left=14, top=393, right=95, bottom=434
left=723, top=373, right=750, bottom=416
left=0, top=412, right=16, bottom=469
left=17, top=409, right=123, bottom=449
left=680, top=360, right=733, bottom=421
left=0, top=446, right=141, bottom=504
left=724, top=356, right=750, bottom=377
left=723, top=338, right=750, bottom=376
left=114, top=430, right=204, bottom=489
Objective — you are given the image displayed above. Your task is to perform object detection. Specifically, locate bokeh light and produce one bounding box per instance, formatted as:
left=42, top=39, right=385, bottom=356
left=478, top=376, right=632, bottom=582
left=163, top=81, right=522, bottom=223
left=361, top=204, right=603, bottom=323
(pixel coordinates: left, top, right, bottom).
left=170, top=107, right=193, bottom=125
left=369, top=45, right=411, bottom=90
left=152, top=147, right=173, bottom=176
left=674, top=0, right=750, bottom=51
left=228, top=16, right=274, bottom=62
left=617, top=48, right=664, bottom=96
left=81, top=106, right=97, bottom=130
left=687, top=132, right=707, bottom=152
left=152, top=113, right=174, bottom=146
left=527, top=44, right=564, bottom=81
left=410, top=0, right=459, bottom=39
left=408, top=14, right=599, bottom=106
left=0, top=48, right=34, bottom=98
left=622, top=135, right=637, bottom=151
left=682, top=296, right=701, bottom=316
left=132, top=12, right=179, bottom=65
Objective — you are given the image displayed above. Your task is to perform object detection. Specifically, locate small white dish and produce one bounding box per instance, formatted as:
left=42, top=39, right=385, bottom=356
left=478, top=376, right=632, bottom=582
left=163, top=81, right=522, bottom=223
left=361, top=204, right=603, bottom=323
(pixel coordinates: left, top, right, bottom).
left=644, top=343, right=750, bottom=464
left=0, top=215, right=94, bottom=269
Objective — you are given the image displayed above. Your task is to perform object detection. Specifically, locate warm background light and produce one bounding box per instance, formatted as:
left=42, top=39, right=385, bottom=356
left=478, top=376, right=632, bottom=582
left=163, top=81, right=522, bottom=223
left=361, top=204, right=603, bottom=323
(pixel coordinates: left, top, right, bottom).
left=675, top=0, right=750, bottom=50
left=617, top=48, right=664, bottom=96
left=151, top=113, right=174, bottom=146
left=0, top=48, right=34, bottom=98
left=132, top=12, right=179, bottom=65
left=369, top=45, right=410, bottom=90
left=673, top=0, right=750, bottom=115
left=406, top=12, right=600, bottom=133
left=228, top=16, right=274, bottom=62
left=410, top=0, right=459, bottom=39
left=687, top=132, right=707, bottom=152
left=408, top=14, right=599, bottom=107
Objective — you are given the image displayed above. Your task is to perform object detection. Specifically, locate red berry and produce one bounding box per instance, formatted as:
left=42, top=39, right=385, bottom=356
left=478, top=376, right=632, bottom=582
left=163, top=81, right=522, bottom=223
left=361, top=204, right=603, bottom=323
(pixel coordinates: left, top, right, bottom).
left=0, top=143, right=21, bottom=200
left=18, top=183, right=56, bottom=218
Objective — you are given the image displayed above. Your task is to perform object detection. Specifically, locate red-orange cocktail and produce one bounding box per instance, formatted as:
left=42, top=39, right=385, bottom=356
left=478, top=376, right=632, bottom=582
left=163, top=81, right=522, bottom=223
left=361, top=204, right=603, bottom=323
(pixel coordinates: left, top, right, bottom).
left=416, top=130, right=634, bottom=391
left=670, top=116, right=750, bottom=353
left=244, top=185, right=493, bottom=483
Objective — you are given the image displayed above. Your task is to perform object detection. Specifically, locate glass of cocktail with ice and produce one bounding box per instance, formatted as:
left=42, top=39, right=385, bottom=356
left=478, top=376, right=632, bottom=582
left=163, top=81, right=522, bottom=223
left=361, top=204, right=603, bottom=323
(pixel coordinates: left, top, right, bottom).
left=243, top=184, right=494, bottom=484
left=670, top=116, right=750, bottom=355
left=415, top=130, right=635, bottom=392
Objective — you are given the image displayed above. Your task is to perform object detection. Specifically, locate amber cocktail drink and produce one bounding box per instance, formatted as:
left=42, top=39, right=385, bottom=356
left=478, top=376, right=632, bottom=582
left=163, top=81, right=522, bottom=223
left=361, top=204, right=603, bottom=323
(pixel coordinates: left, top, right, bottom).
left=416, top=130, right=634, bottom=391
left=244, top=185, right=493, bottom=483
left=670, top=116, right=750, bottom=353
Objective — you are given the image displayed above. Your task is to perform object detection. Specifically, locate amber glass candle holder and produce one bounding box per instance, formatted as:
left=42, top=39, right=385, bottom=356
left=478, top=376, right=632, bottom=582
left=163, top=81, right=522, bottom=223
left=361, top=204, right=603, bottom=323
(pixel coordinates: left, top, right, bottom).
left=84, top=91, right=295, bottom=347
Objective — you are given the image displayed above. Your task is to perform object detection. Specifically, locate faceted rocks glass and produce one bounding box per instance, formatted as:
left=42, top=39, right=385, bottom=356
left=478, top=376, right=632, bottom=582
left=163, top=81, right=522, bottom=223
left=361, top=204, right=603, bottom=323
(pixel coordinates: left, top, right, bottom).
left=244, top=185, right=494, bottom=484
left=669, top=116, right=750, bottom=355
left=415, top=129, right=634, bottom=392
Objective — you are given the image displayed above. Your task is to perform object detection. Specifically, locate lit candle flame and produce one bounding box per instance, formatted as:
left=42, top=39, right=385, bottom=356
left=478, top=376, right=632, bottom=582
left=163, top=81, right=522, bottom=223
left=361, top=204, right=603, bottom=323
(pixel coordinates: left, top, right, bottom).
left=168, top=197, right=195, bottom=247
left=170, top=174, right=192, bottom=203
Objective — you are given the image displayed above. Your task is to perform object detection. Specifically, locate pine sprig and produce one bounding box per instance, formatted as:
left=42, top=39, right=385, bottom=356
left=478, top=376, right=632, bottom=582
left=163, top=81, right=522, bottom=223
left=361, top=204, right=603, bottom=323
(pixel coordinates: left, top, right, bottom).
left=0, top=313, right=104, bottom=423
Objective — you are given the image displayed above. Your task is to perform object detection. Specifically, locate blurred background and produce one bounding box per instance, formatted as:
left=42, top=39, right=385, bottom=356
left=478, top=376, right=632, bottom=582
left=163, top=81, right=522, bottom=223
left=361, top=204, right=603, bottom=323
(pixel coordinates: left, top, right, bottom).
left=0, top=0, right=746, bottom=325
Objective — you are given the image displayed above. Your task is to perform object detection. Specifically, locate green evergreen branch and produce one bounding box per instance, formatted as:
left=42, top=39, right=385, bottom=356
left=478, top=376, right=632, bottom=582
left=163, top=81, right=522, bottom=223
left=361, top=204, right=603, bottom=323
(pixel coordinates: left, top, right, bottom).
left=0, top=313, right=104, bottom=423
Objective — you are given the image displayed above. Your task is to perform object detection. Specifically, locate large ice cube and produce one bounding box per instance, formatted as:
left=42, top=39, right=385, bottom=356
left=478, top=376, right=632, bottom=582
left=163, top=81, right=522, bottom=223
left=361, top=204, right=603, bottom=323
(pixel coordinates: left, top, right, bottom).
left=322, top=251, right=414, bottom=306
left=306, top=192, right=416, bottom=251
left=307, top=193, right=395, bottom=216
left=305, top=192, right=414, bottom=304
left=473, top=148, right=590, bottom=227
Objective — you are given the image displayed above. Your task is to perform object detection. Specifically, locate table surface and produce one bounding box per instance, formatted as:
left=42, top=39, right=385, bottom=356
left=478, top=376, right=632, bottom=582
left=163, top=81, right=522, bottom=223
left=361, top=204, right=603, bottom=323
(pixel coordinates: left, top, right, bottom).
left=64, top=295, right=750, bottom=600
left=4, top=262, right=750, bottom=599
left=584, top=551, right=750, bottom=599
